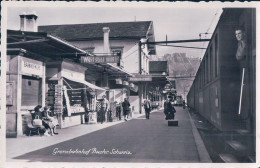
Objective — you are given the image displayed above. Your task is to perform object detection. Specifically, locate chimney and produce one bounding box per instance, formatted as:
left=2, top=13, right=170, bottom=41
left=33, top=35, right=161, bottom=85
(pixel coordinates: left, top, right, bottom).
left=20, top=11, right=38, bottom=32
left=103, top=27, right=111, bottom=54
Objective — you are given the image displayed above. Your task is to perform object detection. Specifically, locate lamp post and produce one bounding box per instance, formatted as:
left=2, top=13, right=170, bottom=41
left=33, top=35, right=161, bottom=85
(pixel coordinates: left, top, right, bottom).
left=183, top=85, right=190, bottom=101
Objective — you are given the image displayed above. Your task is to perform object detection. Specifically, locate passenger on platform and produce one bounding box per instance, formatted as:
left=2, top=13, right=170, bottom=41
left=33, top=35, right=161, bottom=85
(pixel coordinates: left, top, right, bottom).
left=144, top=99, right=151, bottom=119
left=183, top=100, right=186, bottom=109
left=164, top=96, right=176, bottom=120
left=43, top=106, right=59, bottom=135
left=32, top=105, right=50, bottom=136
left=115, top=101, right=122, bottom=121
left=122, top=98, right=131, bottom=121
left=101, top=95, right=109, bottom=124
left=164, top=98, right=169, bottom=116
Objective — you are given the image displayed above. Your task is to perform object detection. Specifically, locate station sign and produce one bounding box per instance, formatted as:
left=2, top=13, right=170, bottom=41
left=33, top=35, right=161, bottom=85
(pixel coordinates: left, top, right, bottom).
left=128, top=77, right=152, bottom=82
left=81, top=56, right=120, bottom=64
left=21, top=60, right=44, bottom=76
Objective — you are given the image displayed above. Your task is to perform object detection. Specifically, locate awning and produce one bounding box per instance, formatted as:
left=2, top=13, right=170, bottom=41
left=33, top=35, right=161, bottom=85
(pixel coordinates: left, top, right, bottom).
left=62, top=73, right=106, bottom=91
left=7, top=30, right=93, bottom=59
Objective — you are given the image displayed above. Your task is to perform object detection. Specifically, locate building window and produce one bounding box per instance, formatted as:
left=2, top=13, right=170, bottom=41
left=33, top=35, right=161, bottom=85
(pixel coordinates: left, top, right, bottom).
left=111, top=47, right=124, bottom=67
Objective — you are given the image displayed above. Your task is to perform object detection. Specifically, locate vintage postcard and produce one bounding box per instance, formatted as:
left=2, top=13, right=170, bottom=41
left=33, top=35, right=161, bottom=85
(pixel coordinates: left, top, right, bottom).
left=0, top=1, right=259, bottom=168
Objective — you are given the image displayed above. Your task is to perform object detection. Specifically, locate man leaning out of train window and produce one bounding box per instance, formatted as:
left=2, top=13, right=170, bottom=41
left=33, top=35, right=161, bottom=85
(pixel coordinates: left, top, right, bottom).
left=235, top=27, right=248, bottom=68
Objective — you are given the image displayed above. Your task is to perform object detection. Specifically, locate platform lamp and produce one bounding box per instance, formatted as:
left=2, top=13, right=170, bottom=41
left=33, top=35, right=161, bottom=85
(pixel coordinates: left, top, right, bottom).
left=162, top=72, right=167, bottom=76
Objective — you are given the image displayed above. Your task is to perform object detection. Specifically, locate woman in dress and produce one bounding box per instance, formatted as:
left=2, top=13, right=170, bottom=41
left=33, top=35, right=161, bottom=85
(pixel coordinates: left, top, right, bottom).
left=33, top=105, right=50, bottom=136
left=33, top=105, right=58, bottom=136
left=43, top=106, right=59, bottom=135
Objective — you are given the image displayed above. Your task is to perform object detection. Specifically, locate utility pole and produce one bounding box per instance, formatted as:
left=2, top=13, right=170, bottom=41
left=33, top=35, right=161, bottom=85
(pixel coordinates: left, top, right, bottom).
left=138, top=41, right=142, bottom=74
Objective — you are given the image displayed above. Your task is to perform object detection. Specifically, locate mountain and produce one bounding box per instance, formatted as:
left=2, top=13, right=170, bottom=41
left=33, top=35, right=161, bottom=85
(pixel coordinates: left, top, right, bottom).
left=150, top=53, right=201, bottom=99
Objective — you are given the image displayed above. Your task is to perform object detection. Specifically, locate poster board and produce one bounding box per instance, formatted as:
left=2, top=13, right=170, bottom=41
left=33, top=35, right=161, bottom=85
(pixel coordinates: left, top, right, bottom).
left=6, top=82, right=14, bottom=105
left=88, top=112, right=97, bottom=124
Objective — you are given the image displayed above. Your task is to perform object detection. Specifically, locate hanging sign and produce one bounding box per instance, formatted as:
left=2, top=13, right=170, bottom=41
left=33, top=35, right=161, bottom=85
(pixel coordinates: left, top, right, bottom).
left=129, top=77, right=152, bottom=81
left=123, top=81, right=129, bottom=86
left=115, top=79, right=122, bottom=85
left=81, top=56, right=120, bottom=64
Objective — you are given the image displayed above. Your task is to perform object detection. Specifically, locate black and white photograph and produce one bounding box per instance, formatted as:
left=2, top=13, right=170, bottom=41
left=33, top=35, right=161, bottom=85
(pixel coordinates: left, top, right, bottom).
left=0, top=1, right=259, bottom=168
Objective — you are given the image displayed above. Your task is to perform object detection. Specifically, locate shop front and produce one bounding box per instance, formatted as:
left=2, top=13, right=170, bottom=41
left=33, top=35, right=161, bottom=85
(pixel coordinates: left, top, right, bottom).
left=6, top=29, right=98, bottom=136
left=6, top=49, right=46, bottom=137
left=46, top=60, right=105, bottom=128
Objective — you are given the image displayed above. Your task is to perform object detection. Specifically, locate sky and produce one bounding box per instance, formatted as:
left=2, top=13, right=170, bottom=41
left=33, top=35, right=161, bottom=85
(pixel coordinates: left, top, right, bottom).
left=6, top=3, right=224, bottom=58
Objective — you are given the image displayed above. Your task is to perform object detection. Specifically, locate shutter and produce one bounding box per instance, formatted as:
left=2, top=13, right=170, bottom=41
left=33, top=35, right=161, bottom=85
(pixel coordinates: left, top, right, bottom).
left=22, top=76, right=41, bottom=106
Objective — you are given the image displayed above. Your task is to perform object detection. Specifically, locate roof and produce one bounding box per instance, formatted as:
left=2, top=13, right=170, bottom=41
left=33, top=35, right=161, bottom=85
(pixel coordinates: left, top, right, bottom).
left=149, top=61, right=168, bottom=74
left=7, top=30, right=88, bottom=59
left=38, top=21, right=153, bottom=41
left=7, top=30, right=133, bottom=77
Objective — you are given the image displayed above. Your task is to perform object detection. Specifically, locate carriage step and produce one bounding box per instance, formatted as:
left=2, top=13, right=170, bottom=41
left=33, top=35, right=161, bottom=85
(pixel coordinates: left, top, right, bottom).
left=218, top=154, right=239, bottom=163
left=235, top=129, right=250, bottom=135
left=247, top=155, right=256, bottom=162
left=194, top=121, right=213, bottom=131
left=226, top=140, right=249, bottom=156
left=168, top=120, right=178, bottom=126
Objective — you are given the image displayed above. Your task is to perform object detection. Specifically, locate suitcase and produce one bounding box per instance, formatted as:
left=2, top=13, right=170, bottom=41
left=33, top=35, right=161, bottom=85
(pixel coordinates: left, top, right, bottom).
left=168, top=120, right=178, bottom=126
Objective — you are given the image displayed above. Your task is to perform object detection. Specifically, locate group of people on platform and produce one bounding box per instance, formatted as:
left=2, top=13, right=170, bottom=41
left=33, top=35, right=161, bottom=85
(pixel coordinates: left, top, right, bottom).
left=32, top=105, right=59, bottom=136
left=31, top=95, right=178, bottom=136
left=100, top=95, right=154, bottom=122
left=100, top=95, right=178, bottom=122
left=101, top=95, right=131, bottom=123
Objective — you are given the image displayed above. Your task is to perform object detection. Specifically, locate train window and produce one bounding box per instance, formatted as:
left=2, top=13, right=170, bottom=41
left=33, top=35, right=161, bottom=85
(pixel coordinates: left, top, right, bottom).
left=207, top=52, right=210, bottom=83
left=203, top=61, right=205, bottom=86
left=215, top=34, right=218, bottom=77
left=198, top=71, right=200, bottom=88
left=199, top=71, right=201, bottom=89
left=205, top=57, right=208, bottom=84
left=201, top=69, right=203, bottom=88
left=210, top=45, right=213, bottom=81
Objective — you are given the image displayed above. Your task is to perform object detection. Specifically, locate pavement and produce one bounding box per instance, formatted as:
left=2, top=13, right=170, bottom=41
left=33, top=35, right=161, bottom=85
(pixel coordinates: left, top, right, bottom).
left=6, top=110, right=146, bottom=162
left=6, top=107, right=211, bottom=163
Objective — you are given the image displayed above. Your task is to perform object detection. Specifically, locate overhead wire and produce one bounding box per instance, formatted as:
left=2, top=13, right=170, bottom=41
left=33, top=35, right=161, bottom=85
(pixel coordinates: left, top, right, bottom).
left=124, top=49, right=139, bottom=59
left=200, top=8, right=221, bottom=58
left=155, top=44, right=207, bottom=50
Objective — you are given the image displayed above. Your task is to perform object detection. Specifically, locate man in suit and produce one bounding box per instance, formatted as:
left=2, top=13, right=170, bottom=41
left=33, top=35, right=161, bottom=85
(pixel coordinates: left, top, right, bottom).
left=122, top=98, right=130, bottom=121
left=164, top=96, right=176, bottom=120
left=144, top=99, right=151, bottom=119
left=101, top=95, right=109, bottom=124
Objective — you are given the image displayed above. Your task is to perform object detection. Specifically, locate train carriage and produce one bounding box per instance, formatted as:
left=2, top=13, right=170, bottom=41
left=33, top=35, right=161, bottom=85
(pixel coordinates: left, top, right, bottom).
left=187, top=8, right=256, bottom=162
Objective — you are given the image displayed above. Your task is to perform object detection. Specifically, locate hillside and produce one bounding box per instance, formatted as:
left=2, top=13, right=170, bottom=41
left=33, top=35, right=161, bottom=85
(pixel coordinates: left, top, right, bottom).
left=150, top=53, right=201, bottom=99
